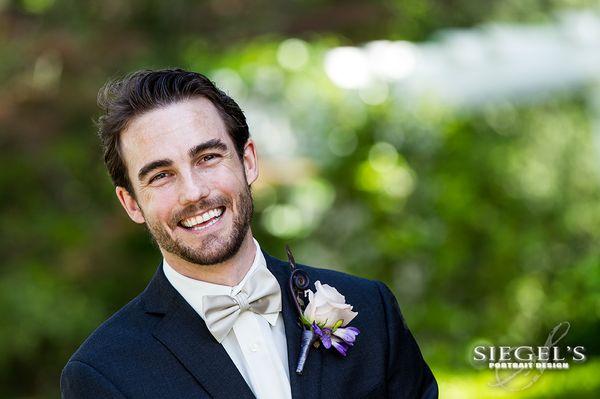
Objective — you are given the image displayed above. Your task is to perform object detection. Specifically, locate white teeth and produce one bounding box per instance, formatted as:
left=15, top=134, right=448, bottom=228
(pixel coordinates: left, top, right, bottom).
left=181, top=207, right=223, bottom=228
left=191, top=217, right=219, bottom=231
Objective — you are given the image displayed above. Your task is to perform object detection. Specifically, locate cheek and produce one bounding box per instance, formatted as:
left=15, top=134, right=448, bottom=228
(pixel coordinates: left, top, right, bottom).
left=140, top=189, right=178, bottom=222
left=219, top=163, right=249, bottom=189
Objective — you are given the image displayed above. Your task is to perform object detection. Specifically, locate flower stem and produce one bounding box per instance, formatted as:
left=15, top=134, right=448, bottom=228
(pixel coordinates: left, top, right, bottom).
left=295, top=329, right=316, bottom=375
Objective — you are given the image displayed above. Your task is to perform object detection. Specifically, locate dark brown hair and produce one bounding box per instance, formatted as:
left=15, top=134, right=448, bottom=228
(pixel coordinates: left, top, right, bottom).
left=97, top=68, right=249, bottom=197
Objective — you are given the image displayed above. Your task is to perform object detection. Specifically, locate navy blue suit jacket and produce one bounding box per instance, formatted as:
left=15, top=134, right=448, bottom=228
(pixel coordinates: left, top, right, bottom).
left=61, top=251, right=438, bottom=398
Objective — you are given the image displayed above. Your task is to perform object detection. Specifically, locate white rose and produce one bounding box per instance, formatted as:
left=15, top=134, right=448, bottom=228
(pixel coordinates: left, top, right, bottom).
left=303, top=281, right=358, bottom=329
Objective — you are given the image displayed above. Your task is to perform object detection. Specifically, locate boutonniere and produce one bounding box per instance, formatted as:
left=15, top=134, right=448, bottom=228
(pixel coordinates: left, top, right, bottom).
left=286, top=246, right=361, bottom=374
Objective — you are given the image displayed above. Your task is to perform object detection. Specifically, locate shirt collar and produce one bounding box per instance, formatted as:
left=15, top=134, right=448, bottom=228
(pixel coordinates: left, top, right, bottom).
left=162, top=238, right=279, bottom=326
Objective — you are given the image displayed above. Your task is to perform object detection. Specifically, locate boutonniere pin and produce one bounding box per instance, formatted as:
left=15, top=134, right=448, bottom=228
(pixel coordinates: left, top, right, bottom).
left=286, top=246, right=360, bottom=374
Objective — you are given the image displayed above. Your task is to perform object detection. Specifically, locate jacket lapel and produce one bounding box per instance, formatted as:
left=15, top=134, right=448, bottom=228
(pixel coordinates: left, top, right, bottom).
left=264, top=251, right=323, bottom=399
left=142, top=264, right=255, bottom=399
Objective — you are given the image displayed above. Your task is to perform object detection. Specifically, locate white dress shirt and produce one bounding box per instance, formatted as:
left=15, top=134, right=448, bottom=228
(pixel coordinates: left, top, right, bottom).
left=162, top=239, right=292, bottom=399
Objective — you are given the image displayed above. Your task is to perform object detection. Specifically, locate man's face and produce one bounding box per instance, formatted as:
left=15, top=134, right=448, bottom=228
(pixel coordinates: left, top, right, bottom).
left=115, top=97, right=258, bottom=265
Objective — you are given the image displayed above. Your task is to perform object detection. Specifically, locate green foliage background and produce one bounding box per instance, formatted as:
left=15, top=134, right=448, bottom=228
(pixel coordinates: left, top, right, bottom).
left=0, top=0, right=598, bottom=397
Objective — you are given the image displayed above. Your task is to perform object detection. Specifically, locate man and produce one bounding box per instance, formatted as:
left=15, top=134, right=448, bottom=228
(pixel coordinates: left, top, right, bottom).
left=61, top=68, right=437, bottom=398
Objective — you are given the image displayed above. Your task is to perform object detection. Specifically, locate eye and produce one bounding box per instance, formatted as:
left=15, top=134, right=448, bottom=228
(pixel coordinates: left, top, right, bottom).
left=149, top=172, right=170, bottom=183
left=200, top=154, right=220, bottom=163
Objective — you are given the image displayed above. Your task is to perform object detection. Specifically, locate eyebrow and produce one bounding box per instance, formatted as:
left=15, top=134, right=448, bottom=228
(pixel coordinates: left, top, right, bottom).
left=137, top=138, right=229, bottom=182
left=188, top=138, right=228, bottom=159
left=137, top=159, right=173, bottom=182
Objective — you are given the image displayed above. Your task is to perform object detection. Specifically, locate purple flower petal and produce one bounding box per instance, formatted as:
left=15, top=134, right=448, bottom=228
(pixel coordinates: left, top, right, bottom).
left=312, top=322, right=323, bottom=337
left=331, top=337, right=349, bottom=356
left=333, top=326, right=360, bottom=345
left=320, top=333, right=332, bottom=349
left=313, top=322, right=332, bottom=349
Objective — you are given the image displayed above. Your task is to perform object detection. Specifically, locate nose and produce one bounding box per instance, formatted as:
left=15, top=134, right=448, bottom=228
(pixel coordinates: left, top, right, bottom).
left=177, top=170, right=210, bottom=206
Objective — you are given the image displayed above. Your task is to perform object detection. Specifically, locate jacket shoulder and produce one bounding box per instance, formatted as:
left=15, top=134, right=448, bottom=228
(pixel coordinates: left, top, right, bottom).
left=295, top=261, right=391, bottom=313
left=265, top=251, right=385, bottom=301
left=299, top=262, right=379, bottom=289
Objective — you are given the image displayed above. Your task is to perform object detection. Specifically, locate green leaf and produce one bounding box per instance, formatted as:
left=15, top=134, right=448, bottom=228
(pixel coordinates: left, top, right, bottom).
left=332, top=319, right=344, bottom=331
left=300, top=314, right=312, bottom=327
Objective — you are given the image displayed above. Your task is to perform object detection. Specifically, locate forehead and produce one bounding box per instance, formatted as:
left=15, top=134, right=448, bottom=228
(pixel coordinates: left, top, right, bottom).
left=120, top=97, right=231, bottom=173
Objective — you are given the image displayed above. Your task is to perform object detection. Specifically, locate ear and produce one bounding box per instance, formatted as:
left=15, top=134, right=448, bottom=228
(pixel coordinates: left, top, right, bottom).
left=242, top=139, right=259, bottom=186
left=115, top=186, right=146, bottom=224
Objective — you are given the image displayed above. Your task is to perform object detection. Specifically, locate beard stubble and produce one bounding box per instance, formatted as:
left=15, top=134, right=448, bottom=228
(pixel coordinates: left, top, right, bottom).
left=143, top=184, right=254, bottom=266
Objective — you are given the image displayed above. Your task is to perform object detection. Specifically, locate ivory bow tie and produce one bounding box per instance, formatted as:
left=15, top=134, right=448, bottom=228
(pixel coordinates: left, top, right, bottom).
left=202, top=267, right=282, bottom=343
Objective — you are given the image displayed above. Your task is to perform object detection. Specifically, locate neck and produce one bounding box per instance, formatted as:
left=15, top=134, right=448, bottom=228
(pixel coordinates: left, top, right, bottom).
left=160, top=230, right=257, bottom=286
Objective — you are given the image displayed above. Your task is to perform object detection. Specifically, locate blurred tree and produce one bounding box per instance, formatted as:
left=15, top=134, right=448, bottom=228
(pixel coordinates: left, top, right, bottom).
left=0, top=0, right=598, bottom=397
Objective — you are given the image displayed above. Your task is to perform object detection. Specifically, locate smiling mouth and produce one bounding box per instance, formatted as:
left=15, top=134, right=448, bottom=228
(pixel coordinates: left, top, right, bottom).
left=178, top=206, right=225, bottom=231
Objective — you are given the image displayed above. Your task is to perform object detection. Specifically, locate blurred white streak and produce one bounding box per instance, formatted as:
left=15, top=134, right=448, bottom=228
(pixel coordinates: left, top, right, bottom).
left=365, top=40, right=417, bottom=81
left=324, top=9, right=600, bottom=108
left=324, top=47, right=371, bottom=89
